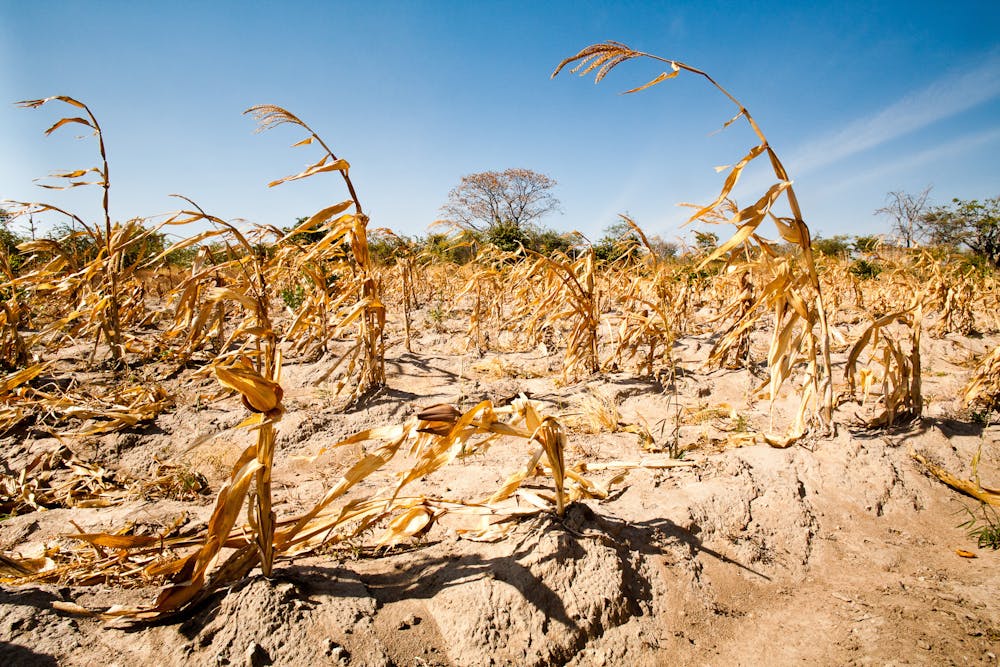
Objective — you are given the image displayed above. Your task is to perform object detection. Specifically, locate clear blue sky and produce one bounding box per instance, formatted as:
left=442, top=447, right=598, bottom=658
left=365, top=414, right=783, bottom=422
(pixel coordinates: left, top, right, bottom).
left=2, top=1, right=998, bottom=245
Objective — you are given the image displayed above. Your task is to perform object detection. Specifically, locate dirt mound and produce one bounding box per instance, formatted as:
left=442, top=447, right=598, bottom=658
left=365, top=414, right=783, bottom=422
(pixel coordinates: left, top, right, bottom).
left=352, top=505, right=647, bottom=666
left=173, top=571, right=383, bottom=667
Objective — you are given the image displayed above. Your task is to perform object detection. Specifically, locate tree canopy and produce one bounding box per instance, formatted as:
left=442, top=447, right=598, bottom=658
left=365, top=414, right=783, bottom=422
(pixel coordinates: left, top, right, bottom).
left=920, top=196, right=1000, bottom=268
left=439, top=168, right=560, bottom=232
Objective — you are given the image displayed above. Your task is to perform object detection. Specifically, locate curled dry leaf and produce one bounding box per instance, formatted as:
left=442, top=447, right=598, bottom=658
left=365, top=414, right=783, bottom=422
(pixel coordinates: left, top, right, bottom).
left=213, top=361, right=284, bottom=414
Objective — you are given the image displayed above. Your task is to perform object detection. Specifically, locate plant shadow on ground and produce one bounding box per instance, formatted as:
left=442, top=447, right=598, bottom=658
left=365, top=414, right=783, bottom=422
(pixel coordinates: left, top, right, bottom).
left=161, top=503, right=770, bottom=638
left=883, top=417, right=987, bottom=446
left=926, top=416, right=988, bottom=438
left=0, top=587, right=63, bottom=666
left=72, top=503, right=770, bottom=640
left=0, top=643, right=59, bottom=667
left=844, top=414, right=987, bottom=446
left=574, top=373, right=665, bottom=398
left=330, top=351, right=469, bottom=414
left=386, top=352, right=464, bottom=386
left=0, top=584, right=63, bottom=612
left=340, top=385, right=421, bottom=417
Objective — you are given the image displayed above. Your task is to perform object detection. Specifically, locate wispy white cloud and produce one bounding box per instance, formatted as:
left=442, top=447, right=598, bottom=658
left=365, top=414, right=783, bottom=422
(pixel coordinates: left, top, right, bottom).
left=684, top=51, right=1000, bottom=211
left=817, top=126, right=1000, bottom=195
left=590, top=50, right=1000, bottom=238
left=789, top=50, right=1000, bottom=175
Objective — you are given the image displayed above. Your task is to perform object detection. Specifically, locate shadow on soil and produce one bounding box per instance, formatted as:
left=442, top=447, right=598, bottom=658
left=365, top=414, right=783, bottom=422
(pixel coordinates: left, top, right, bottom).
left=0, top=587, right=64, bottom=666
left=0, top=643, right=59, bottom=667
left=210, top=503, right=770, bottom=636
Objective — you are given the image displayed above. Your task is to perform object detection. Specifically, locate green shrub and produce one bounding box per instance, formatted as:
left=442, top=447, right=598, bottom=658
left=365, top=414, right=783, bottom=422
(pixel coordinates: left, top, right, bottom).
left=530, top=228, right=574, bottom=255
left=812, top=235, right=851, bottom=257
left=849, top=258, right=882, bottom=280
left=853, top=235, right=881, bottom=254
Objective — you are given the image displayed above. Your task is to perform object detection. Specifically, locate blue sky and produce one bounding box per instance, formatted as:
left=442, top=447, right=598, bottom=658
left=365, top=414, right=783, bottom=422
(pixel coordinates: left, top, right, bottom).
left=1, top=1, right=998, bottom=245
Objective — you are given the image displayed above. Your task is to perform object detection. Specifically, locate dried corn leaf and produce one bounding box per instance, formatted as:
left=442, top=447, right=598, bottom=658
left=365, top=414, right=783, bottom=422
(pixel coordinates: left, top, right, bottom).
left=214, top=360, right=283, bottom=414
left=963, top=344, right=1000, bottom=411
left=912, top=451, right=1000, bottom=507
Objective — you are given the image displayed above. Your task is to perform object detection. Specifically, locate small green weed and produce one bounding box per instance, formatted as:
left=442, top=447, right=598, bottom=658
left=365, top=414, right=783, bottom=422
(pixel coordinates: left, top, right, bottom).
left=280, top=283, right=307, bottom=311
left=733, top=413, right=751, bottom=432
left=428, top=303, right=448, bottom=330
left=970, top=409, right=994, bottom=426
left=958, top=503, right=1000, bottom=550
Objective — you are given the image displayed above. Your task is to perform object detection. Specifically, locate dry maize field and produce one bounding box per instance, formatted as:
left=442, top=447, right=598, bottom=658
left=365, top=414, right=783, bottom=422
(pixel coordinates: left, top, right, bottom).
left=2, top=43, right=999, bottom=666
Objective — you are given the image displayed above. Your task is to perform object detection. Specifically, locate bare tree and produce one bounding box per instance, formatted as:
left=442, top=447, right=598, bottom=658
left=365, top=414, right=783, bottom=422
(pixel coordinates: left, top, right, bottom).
left=439, top=168, right=560, bottom=232
left=875, top=187, right=932, bottom=248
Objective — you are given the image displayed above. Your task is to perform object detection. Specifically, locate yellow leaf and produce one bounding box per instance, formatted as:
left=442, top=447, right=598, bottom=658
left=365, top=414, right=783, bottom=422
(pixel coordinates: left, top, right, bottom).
left=696, top=181, right=791, bottom=269
left=377, top=507, right=433, bottom=547
left=622, top=64, right=680, bottom=94
left=50, top=168, right=94, bottom=179
left=205, top=286, right=258, bottom=312
left=268, top=158, right=350, bottom=187
left=214, top=362, right=283, bottom=413
left=69, top=533, right=160, bottom=549
left=0, top=363, right=49, bottom=395
left=143, top=228, right=227, bottom=267
left=44, top=117, right=95, bottom=135
left=308, top=202, right=354, bottom=228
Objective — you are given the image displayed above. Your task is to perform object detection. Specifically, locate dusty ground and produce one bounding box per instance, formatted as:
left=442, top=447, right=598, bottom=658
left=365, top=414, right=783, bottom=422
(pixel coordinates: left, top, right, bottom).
left=1, top=304, right=998, bottom=666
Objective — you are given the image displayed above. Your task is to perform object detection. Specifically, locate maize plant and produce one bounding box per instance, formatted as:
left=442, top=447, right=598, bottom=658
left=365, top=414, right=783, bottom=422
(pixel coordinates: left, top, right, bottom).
left=707, top=267, right=756, bottom=369
left=10, top=395, right=603, bottom=620
left=457, top=246, right=517, bottom=354
left=371, top=229, right=419, bottom=353
left=603, top=232, right=684, bottom=376
left=845, top=297, right=924, bottom=427
left=153, top=197, right=284, bottom=576
left=518, top=248, right=600, bottom=381
left=245, top=105, right=385, bottom=403
left=554, top=41, right=834, bottom=445
left=925, top=259, right=976, bottom=337
left=12, top=97, right=153, bottom=364
left=963, top=343, right=1000, bottom=414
